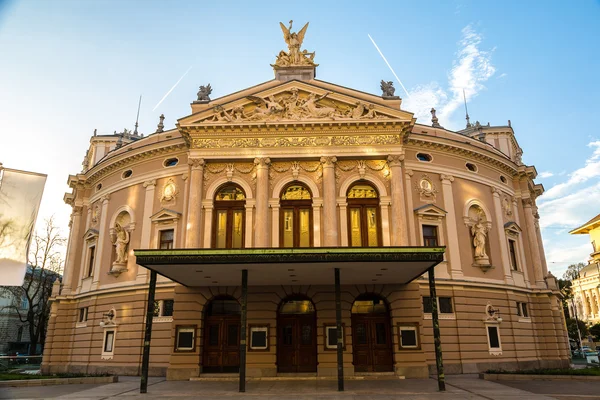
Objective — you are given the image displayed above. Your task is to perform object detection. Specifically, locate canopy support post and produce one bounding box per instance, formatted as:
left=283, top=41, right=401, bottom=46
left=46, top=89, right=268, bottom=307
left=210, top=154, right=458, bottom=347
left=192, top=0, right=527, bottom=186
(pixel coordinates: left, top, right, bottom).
left=335, top=267, right=344, bottom=391
left=239, top=269, right=248, bottom=392
left=140, top=270, right=157, bottom=393
left=428, top=266, right=445, bottom=391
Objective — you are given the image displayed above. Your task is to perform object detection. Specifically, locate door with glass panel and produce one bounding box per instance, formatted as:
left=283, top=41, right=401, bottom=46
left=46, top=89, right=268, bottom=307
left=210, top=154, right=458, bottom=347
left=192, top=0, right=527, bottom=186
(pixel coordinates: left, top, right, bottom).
left=277, top=298, right=317, bottom=372
left=279, top=184, right=313, bottom=248
left=351, top=295, right=393, bottom=372
left=212, top=185, right=245, bottom=249
left=203, top=297, right=241, bottom=373
left=346, top=182, right=381, bottom=247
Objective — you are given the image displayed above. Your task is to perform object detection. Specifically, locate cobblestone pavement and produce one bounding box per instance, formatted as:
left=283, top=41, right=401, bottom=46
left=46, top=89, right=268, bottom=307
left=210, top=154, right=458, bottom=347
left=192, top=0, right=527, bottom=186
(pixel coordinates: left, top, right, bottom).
left=1, top=375, right=587, bottom=400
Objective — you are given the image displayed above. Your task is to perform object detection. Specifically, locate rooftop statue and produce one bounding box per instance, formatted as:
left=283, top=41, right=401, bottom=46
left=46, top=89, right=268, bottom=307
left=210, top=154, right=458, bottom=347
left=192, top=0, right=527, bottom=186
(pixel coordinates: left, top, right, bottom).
left=197, top=84, right=212, bottom=102
left=274, top=20, right=317, bottom=67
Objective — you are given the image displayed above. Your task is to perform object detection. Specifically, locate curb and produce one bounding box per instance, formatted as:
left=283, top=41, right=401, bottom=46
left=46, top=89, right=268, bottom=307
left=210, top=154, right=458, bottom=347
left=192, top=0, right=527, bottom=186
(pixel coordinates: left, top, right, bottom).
left=480, top=373, right=600, bottom=382
left=0, top=375, right=118, bottom=387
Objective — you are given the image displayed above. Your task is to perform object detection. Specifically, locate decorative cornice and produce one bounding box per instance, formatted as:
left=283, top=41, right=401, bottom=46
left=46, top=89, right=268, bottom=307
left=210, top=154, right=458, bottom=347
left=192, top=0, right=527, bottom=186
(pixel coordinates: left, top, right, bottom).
left=85, top=143, right=187, bottom=185
left=407, top=136, right=517, bottom=176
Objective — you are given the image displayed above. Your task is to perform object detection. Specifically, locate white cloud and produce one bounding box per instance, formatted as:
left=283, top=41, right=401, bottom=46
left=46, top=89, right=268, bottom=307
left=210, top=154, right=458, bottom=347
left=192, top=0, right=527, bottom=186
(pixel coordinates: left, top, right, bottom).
left=538, top=171, right=554, bottom=178
left=497, top=73, right=507, bottom=79
left=403, top=25, right=496, bottom=127
left=541, top=141, right=600, bottom=200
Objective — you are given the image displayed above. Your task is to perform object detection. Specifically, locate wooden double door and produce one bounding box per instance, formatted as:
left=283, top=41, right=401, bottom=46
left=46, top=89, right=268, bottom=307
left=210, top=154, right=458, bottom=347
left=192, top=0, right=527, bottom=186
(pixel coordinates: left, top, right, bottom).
left=277, top=314, right=317, bottom=372
left=351, top=314, right=394, bottom=372
left=203, top=315, right=240, bottom=373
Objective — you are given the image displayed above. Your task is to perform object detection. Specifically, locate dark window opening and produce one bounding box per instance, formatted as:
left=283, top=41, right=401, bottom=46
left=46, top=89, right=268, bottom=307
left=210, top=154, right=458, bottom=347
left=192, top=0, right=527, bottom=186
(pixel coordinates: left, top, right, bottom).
left=87, top=246, right=96, bottom=278
left=508, top=239, right=518, bottom=271
left=160, top=229, right=174, bottom=249
left=466, top=163, right=477, bottom=172
left=416, top=153, right=432, bottom=162
left=400, top=329, right=417, bottom=347
left=422, top=225, right=438, bottom=247
left=122, top=169, right=133, bottom=179
left=164, top=158, right=179, bottom=167
left=487, top=326, right=500, bottom=348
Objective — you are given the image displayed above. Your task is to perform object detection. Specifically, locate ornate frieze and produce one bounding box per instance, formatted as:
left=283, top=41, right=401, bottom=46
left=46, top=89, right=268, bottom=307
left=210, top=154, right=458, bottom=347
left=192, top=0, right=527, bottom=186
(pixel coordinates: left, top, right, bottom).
left=191, top=133, right=402, bottom=149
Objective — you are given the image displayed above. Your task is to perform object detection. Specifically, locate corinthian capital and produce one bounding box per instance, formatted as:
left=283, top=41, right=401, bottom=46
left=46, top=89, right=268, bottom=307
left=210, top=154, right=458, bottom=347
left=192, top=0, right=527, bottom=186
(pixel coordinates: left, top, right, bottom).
left=522, top=197, right=533, bottom=207
left=254, top=157, right=271, bottom=167
left=320, top=156, right=337, bottom=166
left=72, top=206, right=83, bottom=217
left=387, top=154, right=404, bottom=167
left=188, top=157, right=205, bottom=170
left=491, top=187, right=500, bottom=196
left=440, top=174, right=454, bottom=183
left=101, top=194, right=111, bottom=203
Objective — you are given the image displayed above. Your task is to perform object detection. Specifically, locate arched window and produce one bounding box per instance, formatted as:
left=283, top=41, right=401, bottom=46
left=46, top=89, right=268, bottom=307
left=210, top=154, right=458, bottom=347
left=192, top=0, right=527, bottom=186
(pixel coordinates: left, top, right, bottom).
left=213, top=184, right=246, bottom=249
left=346, top=182, right=381, bottom=247
left=280, top=183, right=313, bottom=248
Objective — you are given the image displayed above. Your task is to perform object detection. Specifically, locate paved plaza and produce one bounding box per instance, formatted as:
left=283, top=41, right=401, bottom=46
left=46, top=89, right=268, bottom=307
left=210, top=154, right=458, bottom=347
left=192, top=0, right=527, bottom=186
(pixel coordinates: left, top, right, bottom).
left=2, top=375, right=599, bottom=400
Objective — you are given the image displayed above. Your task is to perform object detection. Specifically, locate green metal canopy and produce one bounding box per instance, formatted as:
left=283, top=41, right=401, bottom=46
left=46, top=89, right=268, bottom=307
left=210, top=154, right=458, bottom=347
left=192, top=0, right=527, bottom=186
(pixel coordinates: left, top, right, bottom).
left=134, top=247, right=445, bottom=287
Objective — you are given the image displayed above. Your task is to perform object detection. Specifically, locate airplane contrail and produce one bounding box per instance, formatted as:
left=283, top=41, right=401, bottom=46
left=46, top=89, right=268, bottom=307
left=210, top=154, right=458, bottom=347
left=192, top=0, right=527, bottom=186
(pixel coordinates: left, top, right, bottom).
left=367, top=34, right=411, bottom=99
left=152, top=66, right=193, bottom=111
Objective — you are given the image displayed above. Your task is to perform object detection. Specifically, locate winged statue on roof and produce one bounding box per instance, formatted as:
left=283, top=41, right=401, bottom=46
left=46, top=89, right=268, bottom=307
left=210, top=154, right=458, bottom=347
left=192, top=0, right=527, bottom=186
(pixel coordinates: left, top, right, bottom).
left=274, top=20, right=317, bottom=67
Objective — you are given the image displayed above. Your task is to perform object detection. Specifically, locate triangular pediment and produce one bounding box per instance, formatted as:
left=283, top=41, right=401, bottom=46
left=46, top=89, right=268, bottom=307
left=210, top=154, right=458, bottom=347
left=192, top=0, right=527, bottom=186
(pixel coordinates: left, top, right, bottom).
left=150, top=208, right=181, bottom=223
left=414, top=204, right=447, bottom=220
left=179, top=80, right=415, bottom=127
left=504, top=221, right=522, bottom=235
left=83, top=228, right=99, bottom=242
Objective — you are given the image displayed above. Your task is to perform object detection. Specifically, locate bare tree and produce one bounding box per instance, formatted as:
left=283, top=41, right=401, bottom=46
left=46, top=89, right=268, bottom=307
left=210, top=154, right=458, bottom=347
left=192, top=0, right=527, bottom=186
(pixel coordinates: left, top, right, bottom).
left=0, top=217, right=65, bottom=355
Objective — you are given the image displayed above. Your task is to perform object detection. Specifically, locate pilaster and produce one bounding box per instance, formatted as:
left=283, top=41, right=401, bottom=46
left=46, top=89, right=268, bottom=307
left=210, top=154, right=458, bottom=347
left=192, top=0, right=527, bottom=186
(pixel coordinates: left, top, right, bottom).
left=404, top=169, right=416, bottom=245
left=491, top=187, right=514, bottom=285
left=61, top=205, right=82, bottom=295
left=321, top=156, right=338, bottom=246
left=92, top=195, right=110, bottom=291
left=522, top=197, right=544, bottom=286
left=254, top=158, right=271, bottom=247
left=137, top=180, right=156, bottom=282
left=387, top=155, right=408, bottom=246
left=440, top=174, right=463, bottom=279
left=186, top=158, right=205, bottom=248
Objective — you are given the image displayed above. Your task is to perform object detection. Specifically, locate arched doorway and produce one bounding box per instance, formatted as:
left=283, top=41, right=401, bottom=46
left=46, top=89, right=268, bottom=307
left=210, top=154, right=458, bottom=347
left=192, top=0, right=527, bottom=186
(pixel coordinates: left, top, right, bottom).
left=279, top=183, right=313, bottom=247
left=202, top=296, right=241, bottom=373
left=351, top=294, right=394, bottom=372
left=277, top=296, right=317, bottom=372
left=212, top=184, right=246, bottom=249
left=346, top=181, right=382, bottom=247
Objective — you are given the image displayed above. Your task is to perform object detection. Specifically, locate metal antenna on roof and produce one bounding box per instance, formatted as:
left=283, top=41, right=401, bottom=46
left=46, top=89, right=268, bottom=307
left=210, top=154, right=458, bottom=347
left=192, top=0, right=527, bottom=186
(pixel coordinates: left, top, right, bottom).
left=463, top=89, right=472, bottom=128
left=133, top=95, right=142, bottom=136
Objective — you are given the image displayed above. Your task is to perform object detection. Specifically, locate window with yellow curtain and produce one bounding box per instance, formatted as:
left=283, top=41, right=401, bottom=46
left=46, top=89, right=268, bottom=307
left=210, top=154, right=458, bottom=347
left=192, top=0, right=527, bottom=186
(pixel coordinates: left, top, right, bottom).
left=212, top=184, right=246, bottom=249
left=347, top=182, right=381, bottom=247
left=280, top=183, right=313, bottom=248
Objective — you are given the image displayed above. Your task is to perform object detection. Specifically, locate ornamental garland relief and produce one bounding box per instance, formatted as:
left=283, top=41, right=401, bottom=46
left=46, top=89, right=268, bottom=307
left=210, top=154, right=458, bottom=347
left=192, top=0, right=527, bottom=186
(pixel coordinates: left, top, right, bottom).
left=191, top=134, right=402, bottom=149
left=335, top=159, right=390, bottom=188
left=203, top=162, right=257, bottom=189
left=270, top=161, right=322, bottom=190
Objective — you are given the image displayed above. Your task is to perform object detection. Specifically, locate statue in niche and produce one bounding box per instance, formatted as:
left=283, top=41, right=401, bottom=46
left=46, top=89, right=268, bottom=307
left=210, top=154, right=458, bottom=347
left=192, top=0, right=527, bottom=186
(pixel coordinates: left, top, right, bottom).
left=471, top=218, right=488, bottom=259
left=112, top=223, right=130, bottom=265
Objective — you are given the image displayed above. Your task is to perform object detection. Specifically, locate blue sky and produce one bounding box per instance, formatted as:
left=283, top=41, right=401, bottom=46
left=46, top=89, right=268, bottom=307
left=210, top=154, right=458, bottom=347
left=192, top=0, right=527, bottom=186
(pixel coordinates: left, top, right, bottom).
left=1, top=0, right=599, bottom=277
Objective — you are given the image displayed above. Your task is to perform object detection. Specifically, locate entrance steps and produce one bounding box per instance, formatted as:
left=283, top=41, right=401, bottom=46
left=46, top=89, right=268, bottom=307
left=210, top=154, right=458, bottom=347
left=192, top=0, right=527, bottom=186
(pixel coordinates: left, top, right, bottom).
left=191, top=372, right=404, bottom=381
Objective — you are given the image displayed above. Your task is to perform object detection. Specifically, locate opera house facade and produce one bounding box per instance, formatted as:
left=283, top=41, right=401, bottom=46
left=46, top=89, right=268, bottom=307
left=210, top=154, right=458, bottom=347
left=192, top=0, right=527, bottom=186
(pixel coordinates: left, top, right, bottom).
left=42, top=23, right=570, bottom=383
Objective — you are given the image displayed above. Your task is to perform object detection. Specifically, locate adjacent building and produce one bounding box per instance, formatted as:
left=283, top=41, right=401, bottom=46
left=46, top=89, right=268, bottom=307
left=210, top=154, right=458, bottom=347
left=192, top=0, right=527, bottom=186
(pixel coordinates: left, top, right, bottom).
left=42, top=23, right=569, bottom=380
left=569, top=214, right=600, bottom=324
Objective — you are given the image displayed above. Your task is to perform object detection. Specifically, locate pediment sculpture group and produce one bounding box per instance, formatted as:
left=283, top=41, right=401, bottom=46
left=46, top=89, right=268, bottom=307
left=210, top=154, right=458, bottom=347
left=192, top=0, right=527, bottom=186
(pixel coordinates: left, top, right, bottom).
left=207, top=89, right=389, bottom=123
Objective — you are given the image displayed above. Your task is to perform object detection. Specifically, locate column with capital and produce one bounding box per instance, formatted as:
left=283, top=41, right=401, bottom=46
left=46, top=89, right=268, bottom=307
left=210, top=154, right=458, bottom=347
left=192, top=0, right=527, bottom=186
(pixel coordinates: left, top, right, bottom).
left=387, top=155, right=408, bottom=246
left=254, top=158, right=271, bottom=247
left=404, top=169, right=416, bottom=245
left=533, top=207, right=549, bottom=278
left=136, top=180, right=156, bottom=282
left=491, top=188, right=514, bottom=284
left=522, top=198, right=544, bottom=286
left=186, top=158, right=205, bottom=248
left=61, top=205, right=83, bottom=295
left=91, top=195, right=110, bottom=290
left=321, top=157, right=339, bottom=246
left=512, top=197, right=531, bottom=286
left=440, top=175, right=463, bottom=279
